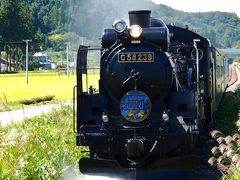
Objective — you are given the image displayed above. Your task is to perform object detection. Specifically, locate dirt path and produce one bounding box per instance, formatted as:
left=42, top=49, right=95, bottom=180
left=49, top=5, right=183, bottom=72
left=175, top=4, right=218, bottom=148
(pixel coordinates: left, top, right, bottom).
left=0, top=105, right=60, bottom=126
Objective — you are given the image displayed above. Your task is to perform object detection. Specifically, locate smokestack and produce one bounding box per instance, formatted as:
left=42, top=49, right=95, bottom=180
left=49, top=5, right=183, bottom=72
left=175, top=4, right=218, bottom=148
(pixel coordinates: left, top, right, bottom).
left=128, top=10, right=151, bottom=28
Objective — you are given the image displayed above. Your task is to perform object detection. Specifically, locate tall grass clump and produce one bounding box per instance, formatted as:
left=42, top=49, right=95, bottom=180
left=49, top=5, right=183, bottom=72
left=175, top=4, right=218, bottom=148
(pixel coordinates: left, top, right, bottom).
left=0, top=93, right=11, bottom=112
left=19, top=95, right=55, bottom=105
left=0, top=105, right=88, bottom=179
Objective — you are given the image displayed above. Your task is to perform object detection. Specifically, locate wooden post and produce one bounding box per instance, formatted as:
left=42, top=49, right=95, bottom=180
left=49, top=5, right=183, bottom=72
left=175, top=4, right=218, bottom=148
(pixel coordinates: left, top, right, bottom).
left=23, top=40, right=32, bottom=84
left=0, top=48, right=1, bottom=73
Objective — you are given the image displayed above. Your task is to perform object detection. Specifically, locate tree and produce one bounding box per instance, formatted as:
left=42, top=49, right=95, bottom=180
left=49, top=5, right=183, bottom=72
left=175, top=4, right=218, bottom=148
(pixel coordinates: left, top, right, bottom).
left=48, top=34, right=64, bottom=51
left=0, top=0, right=34, bottom=71
left=0, top=36, right=2, bottom=73
left=0, top=0, right=33, bottom=41
left=234, top=41, right=240, bottom=49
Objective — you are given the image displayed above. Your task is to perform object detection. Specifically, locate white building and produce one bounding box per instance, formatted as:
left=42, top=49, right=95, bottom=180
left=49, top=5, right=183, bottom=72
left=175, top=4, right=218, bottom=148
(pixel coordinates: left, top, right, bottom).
left=33, top=52, right=56, bottom=70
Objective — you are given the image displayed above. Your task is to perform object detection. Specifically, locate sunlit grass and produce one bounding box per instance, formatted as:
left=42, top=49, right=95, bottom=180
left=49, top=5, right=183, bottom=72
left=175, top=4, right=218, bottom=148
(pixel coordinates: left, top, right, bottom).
left=0, top=71, right=99, bottom=102
left=0, top=72, right=74, bottom=101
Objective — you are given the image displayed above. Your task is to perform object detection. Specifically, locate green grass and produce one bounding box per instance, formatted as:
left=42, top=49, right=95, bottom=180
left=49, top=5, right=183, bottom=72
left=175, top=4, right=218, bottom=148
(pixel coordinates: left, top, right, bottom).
left=0, top=105, right=88, bottom=179
left=213, top=87, right=240, bottom=179
left=213, top=90, right=240, bottom=135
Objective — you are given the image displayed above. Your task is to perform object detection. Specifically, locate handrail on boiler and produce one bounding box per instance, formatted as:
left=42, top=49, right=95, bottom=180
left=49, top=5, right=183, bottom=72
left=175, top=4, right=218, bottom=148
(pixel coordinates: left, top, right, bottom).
left=73, top=85, right=77, bottom=133
left=193, top=39, right=200, bottom=120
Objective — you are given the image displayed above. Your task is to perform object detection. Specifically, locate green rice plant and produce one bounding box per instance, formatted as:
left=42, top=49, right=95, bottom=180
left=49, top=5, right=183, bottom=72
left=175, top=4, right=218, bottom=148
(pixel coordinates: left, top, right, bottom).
left=0, top=105, right=88, bottom=179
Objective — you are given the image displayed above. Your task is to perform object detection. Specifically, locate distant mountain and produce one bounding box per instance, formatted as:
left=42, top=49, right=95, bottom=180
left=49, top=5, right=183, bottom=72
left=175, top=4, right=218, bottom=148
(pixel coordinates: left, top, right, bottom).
left=24, top=0, right=240, bottom=48
left=151, top=4, right=240, bottom=48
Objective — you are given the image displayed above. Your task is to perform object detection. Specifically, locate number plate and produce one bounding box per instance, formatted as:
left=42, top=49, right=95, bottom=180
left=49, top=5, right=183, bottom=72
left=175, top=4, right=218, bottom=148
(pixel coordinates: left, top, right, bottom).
left=118, top=52, right=154, bottom=63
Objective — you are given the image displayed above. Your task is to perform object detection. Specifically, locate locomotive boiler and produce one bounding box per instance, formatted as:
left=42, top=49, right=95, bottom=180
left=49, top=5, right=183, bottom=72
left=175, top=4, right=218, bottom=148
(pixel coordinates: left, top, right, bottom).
left=75, top=10, right=229, bottom=174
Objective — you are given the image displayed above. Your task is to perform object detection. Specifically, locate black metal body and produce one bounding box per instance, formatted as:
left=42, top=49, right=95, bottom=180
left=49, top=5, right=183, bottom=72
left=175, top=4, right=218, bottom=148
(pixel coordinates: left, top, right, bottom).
left=75, top=11, right=229, bottom=168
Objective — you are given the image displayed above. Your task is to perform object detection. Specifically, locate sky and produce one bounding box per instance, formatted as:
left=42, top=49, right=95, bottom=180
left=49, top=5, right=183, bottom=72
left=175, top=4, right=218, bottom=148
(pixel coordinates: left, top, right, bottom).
left=152, top=0, right=240, bottom=17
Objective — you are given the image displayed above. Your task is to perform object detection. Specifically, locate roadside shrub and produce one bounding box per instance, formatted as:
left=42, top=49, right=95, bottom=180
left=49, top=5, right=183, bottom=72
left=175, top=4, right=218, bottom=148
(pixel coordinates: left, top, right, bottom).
left=19, top=95, right=55, bottom=105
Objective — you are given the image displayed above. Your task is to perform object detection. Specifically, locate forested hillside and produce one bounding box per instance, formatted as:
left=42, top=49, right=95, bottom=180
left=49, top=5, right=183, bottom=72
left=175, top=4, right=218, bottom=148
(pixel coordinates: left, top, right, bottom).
left=152, top=5, right=240, bottom=48
left=1, top=0, right=240, bottom=50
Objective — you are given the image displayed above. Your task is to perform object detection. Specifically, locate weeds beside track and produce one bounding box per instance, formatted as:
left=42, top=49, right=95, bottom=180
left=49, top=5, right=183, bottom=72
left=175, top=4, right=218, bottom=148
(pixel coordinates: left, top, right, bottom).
left=0, top=105, right=88, bottom=179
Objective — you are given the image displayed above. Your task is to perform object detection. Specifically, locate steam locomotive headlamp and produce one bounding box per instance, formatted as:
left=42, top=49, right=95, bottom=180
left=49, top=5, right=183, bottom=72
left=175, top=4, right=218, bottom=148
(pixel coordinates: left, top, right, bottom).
left=112, top=20, right=127, bottom=33
left=130, top=25, right=143, bottom=38
left=102, top=112, right=109, bottom=123
left=162, top=111, right=169, bottom=121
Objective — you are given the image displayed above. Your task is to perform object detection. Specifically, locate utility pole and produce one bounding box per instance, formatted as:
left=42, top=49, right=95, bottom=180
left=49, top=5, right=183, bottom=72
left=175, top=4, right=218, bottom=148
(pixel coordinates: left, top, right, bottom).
left=23, top=39, right=32, bottom=84
left=73, top=51, right=77, bottom=69
left=0, top=48, right=1, bottom=73
left=66, top=42, right=70, bottom=77
left=81, top=37, right=84, bottom=45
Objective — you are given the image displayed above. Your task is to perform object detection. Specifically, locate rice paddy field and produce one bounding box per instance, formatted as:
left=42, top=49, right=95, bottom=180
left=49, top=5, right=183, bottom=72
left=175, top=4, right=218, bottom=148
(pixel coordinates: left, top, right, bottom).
left=0, top=71, right=99, bottom=109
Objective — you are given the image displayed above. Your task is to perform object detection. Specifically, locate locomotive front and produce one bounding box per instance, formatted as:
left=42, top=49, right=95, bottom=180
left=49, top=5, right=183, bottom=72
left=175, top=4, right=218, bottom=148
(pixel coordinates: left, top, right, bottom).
left=77, top=10, right=202, bottom=170
left=102, top=10, right=173, bottom=124
left=93, top=10, right=174, bottom=166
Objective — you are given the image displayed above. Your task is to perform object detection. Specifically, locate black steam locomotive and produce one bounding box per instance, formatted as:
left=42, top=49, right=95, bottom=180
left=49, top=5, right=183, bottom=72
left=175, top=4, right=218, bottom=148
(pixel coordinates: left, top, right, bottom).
left=75, top=10, right=229, bottom=169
